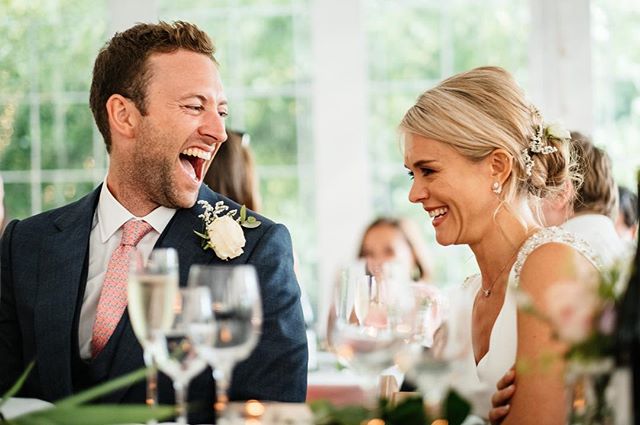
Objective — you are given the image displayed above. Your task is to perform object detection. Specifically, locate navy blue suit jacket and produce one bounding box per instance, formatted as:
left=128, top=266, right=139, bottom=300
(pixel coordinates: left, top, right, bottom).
left=0, top=185, right=307, bottom=409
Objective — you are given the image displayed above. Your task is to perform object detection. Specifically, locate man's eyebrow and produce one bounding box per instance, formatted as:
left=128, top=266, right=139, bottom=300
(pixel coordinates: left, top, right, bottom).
left=179, top=94, right=228, bottom=107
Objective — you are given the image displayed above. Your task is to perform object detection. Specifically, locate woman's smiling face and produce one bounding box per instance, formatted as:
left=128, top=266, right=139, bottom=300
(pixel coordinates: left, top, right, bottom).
left=404, top=133, right=497, bottom=246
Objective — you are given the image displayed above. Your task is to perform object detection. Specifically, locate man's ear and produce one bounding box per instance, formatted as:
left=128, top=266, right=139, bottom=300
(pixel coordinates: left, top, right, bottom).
left=488, top=148, right=513, bottom=185
left=105, top=94, right=140, bottom=140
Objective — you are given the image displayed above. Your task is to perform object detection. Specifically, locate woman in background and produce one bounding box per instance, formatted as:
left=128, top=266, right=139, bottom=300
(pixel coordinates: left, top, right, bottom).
left=358, top=216, right=443, bottom=348
left=358, top=217, right=432, bottom=283
left=204, top=129, right=261, bottom=212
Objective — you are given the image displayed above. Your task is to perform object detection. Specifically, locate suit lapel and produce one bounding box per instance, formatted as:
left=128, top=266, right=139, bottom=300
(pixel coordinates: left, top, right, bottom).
left=34, top=188, right=99, bottom=401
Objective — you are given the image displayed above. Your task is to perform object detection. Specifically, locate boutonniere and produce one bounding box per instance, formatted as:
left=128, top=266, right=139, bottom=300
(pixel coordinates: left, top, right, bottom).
left=194, top=200, right=261, bottom=260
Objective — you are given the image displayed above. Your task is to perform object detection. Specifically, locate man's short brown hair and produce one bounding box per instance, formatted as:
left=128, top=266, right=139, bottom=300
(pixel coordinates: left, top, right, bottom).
left=570, top=131, right=619, bottom=219
left=89, top=21, right=217, bottom=152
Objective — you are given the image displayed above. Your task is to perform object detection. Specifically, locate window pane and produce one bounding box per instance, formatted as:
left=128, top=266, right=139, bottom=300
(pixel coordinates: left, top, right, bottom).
left=0, top=0, right=107, bottom=219
left=244, top=97, right=298, bottom=165
left=41, top=103, right=94, bottom=169
left=366, top=2, right=442, bottom=81
left=4, top=183, right=31, bottom=220
left=41, top=181, right=95, bottom=212
left=0, top=102, right=30, bottom=171
left=592, top=0, right=640, bottom=187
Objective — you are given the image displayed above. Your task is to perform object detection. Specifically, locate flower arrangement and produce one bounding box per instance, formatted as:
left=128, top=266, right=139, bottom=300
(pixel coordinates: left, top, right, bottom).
left=194, top=200, right=261, bottom=261
left=310, top=390, right=470, bottom=425
left=545, top=257, right=631, bottom=363
left=517, top=253, right=634, bottom=424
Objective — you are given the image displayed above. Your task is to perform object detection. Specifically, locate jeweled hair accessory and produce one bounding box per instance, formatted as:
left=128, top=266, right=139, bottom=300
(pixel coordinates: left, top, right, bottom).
left=521, top=108, right=563, bottom=177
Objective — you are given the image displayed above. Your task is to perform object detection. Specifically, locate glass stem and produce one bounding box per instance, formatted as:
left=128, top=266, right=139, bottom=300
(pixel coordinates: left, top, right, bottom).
left=173, top=380, right=188, bottom=425
left=360, top=373, right=380, bottom=409
left=144, top=349, right=158, bottom=425
left=213, top=365, right=231, bottom=418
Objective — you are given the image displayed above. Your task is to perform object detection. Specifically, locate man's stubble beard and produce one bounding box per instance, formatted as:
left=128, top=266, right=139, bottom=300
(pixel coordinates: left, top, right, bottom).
left=130, top=123, right=198, bottom=210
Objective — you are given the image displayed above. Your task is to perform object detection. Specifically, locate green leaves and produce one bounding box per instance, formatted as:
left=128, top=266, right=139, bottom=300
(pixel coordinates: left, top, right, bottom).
left=310, top=391, right=471, bottom=425
left=0, top=361, right=35, bottom=409
left=1, top=364, right=175, bottom=425
left=239, top=205, right=261, bottom=229
left=11, top=405, right=175, bottom=425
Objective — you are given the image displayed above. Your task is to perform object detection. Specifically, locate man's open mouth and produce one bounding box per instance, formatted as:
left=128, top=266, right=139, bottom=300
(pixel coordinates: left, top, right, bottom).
left=180, top=148, right=211, bottom=181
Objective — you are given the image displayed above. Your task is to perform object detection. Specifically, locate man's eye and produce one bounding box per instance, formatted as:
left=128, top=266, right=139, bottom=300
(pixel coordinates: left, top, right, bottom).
left=184, top=105, right=204, bottom=112
left=407, top=170, right=414, bottom=180
left=219, top=110, right=229, bottom=118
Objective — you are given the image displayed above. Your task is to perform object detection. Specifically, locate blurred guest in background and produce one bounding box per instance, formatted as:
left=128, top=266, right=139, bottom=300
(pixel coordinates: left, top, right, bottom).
left=541, top=131, right=626, bottom=267
left=358, top=216, right=442, bottom=347
left=616, top=185, right=638, bottom=243
left=358, top=216, right=432, bottom=283
left=203, top=129, right=261, bottom=212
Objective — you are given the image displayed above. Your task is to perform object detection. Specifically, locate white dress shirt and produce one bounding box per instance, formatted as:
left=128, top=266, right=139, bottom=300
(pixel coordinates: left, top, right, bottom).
left=78, top=180, right=176, bottom=359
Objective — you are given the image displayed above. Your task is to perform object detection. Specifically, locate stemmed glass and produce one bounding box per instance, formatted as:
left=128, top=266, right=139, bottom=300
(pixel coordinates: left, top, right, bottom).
left=128, top=248, right=180, bottom=411
left=187, top=264, right=263, bottom=420
left=328, top=260, right=417, bottom=404
left=406, top=291, right=471, bottom=416
left=153, top=287, right=209, bottom=425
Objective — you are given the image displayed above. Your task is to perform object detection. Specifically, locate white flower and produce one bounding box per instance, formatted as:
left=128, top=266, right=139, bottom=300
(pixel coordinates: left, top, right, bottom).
left=194, top=200, right=260, bottom=261
left=206, top=215, right=246, bottom=260
left=545, top=122, right=571, bottom=140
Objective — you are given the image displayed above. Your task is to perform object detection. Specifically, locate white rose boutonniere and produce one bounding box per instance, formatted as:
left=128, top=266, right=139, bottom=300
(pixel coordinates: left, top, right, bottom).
left=194, top=200, right=261, bottom=260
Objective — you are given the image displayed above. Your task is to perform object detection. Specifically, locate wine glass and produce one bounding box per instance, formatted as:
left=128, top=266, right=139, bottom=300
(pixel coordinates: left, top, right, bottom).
left=328, top=260, right=417, bottom=405
left=153, top=287, right=209, bottom=425
left=187, top=264, right=263, bottom=420
left=128, top=248, right=180, bottom=411
left=406, top=289, right=471, bottom=416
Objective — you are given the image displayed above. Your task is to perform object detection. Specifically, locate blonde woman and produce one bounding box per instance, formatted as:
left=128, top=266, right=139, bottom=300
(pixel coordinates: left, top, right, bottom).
left=400, top=66, right=599, bottom=424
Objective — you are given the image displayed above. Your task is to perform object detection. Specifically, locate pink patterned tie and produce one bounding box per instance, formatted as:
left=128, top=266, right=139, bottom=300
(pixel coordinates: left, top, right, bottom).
left=91, top=219, right=154, bottom=358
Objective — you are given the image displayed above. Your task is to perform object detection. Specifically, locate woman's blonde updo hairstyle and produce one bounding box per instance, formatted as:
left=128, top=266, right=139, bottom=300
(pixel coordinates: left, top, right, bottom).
left=400, top=66, right=579, bottom=208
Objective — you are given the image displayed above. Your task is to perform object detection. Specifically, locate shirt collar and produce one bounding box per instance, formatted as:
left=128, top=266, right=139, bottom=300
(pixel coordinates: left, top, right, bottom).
left=97, top=178, right=177, bottom=243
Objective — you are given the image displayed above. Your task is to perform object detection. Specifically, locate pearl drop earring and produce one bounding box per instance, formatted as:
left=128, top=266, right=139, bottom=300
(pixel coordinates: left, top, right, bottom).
left=492, top=181, right=502, bottom=195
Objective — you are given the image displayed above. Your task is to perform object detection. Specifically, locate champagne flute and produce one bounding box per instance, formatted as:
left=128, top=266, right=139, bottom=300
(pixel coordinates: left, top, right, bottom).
left=407, top=290, right=470, bottom=416
left=154, top=288, right=209, bottom=425
left=328, top=260, right=417, bottom=405
left=187, top=264, right=263, bottom=420
left=128, top=248, right=179, bottom=411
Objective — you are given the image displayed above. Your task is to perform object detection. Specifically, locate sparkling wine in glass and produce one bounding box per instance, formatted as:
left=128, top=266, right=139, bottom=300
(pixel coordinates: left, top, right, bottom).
left=154, top=288, right=208, bottom=425
left=187, top=264, right=263, bottom=419
left=128, top=247, right=179, bottom=410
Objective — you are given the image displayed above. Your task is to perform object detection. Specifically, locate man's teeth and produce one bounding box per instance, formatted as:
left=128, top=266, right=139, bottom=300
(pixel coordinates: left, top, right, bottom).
left=181, top=148, right=211, bottom=160
left=428, top=207, right=448, bottom=218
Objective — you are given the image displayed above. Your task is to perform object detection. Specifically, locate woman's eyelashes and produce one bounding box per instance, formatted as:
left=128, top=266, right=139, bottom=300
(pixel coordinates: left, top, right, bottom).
left=407, top=168, right=435, bottom=180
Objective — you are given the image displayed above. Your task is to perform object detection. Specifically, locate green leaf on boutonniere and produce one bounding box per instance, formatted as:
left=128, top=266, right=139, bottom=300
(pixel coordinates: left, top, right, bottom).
left=239, top=205, right=261, bottom=229
left=241, top=215, right=261, bottom=229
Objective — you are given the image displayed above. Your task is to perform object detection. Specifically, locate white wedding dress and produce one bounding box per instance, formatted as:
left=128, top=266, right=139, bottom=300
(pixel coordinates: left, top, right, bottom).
left=451, top=227, right=599, bottom=418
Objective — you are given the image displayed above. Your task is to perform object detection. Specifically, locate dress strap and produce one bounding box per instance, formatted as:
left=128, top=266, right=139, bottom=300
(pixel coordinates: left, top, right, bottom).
left=512, top=226, right=600, bottom=285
